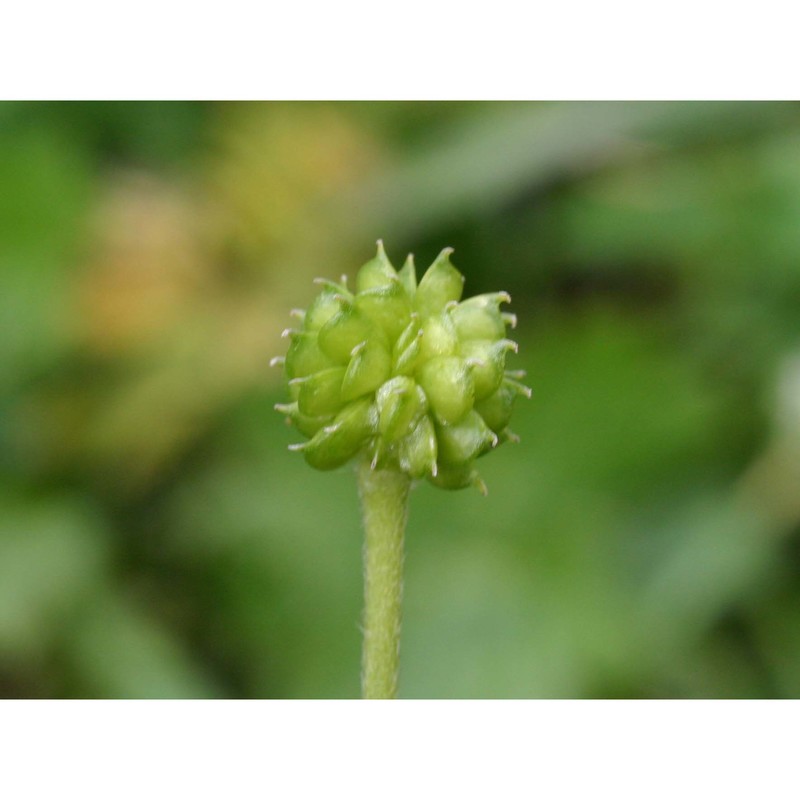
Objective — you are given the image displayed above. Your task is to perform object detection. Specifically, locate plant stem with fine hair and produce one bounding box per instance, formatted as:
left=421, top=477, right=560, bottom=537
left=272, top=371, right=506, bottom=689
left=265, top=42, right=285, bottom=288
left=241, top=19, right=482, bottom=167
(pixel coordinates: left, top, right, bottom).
left=357, top=458, right=411, bottom=699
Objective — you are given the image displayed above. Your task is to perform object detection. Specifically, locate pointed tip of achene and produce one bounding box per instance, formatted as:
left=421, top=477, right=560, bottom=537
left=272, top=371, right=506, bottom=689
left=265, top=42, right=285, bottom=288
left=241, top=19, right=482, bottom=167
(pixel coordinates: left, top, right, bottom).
left=434, top=246, right=465, bottom=283
left=502, top=313, right=518, bottom=330
left=374, top=239, right=395, bottom=270
left=332, top=293, right=353, bottom=309
left=505, top=377, right=532, bottom=399
left=313, top=276, right=351, bottom=296
left=398, top=252, right=418, bottom=296
left=428, top=246, right=455, bottom=269
left=416, top=247, right=465, bottom=315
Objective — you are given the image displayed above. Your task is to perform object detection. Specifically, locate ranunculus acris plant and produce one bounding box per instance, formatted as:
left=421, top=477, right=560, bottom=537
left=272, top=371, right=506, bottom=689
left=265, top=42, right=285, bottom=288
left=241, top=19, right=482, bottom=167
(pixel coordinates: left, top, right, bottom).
left=273, top=242, right=529, bottom=698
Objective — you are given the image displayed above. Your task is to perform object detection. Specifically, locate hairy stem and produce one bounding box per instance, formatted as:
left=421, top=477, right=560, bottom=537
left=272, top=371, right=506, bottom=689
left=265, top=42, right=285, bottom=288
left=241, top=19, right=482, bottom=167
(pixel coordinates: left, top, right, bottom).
left=357, top=459, right=411, bottom=699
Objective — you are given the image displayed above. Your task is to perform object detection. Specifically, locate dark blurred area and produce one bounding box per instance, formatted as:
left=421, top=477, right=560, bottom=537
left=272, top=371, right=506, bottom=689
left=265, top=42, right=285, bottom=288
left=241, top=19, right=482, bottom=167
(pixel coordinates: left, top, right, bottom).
left=2, top=101, right=800, bottom=698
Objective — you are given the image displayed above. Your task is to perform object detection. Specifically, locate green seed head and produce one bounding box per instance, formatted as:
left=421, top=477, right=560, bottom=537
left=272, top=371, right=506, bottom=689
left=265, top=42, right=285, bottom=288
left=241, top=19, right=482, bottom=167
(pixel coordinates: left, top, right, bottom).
left=275, top=242, right=529, bottom=491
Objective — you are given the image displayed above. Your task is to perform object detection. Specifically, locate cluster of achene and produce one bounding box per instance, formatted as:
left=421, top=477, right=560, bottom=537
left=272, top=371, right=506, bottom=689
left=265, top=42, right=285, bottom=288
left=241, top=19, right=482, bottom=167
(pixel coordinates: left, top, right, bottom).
left=273, top=243, right=530, bottom=491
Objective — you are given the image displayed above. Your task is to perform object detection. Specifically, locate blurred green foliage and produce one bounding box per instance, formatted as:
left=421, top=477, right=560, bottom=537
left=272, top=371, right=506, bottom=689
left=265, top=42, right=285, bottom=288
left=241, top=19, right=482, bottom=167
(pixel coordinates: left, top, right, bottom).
left=2, top=101, right=800, bottom=698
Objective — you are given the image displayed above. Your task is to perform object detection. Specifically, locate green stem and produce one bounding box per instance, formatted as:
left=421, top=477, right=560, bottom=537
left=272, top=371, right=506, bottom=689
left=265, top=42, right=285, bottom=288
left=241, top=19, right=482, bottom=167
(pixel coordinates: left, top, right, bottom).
left=357, top=459, right=411, bottom=699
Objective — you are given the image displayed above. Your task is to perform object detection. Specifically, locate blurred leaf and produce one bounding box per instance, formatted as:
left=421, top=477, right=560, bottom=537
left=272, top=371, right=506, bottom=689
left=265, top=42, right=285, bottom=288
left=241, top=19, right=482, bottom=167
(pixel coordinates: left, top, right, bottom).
left=64, top=589, right=219, bottom=699
left=345, top=102, right=796, bottom=242
left=1, top=101, right=212, bottom=167
left=635, top=499, right=779, bottom=647
left=0, top=494, right=107, bottom=659
left=0, top=128, right=92, bottom=388
left=751, top=585, right=800, bottom=698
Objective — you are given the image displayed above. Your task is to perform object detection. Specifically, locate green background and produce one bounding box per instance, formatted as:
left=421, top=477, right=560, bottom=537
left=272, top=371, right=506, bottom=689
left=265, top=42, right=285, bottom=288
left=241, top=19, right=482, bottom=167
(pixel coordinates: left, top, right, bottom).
left=2, top=101, right=800, bottom=698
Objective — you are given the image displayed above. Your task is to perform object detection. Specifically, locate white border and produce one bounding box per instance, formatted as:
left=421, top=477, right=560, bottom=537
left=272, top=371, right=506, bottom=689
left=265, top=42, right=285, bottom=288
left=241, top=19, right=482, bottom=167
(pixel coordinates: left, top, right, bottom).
left=1, top=2, right=797, bottom=99
left=0, top=700, right=796, bottom=798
